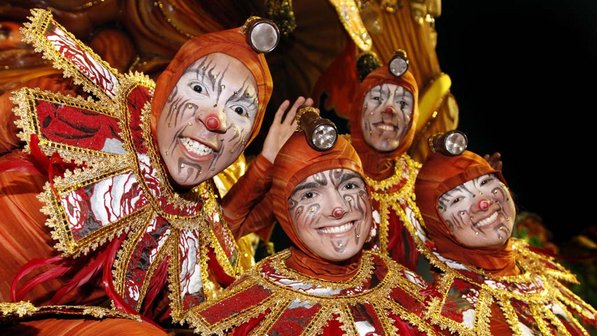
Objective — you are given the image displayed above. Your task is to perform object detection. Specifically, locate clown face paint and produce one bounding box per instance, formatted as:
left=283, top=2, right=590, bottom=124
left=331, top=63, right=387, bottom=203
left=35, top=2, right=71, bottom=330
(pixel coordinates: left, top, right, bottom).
left=360, top=83, right=414, bottom=152
left=437, top=174, right=516, bottom=249
left=157, top=52, right=258, bottom=188
left=288, top=169, right=371, bottom=262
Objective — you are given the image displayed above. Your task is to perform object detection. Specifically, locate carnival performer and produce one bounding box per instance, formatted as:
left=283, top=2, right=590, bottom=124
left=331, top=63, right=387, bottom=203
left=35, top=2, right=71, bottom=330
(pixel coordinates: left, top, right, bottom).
left=344, top=51, right=429, bottom=275
left=415, top=144, right=597, bottom=335
left=185, top=129, right=436, bottom=335
left=222, top=51, right=428, bottom=274
left=0, top=8, right=283, bottom=324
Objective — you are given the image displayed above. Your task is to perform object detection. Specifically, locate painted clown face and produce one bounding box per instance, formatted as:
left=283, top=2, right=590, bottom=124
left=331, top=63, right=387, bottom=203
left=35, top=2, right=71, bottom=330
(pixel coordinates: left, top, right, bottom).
left=437, top=174, right=516, bottom=249
left=157, top=52, right=258, bottom=188
left=288, top=168, right=372, bottom=261
left=360, top=83, right=414, bottom=152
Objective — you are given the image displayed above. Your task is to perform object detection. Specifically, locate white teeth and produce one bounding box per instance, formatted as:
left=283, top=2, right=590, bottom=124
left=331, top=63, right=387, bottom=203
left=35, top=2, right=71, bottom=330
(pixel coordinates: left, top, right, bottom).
left=180, top=137, right=213, bottom=156
left=475, top=212, right=498, bottom=228
left=318, top=222, right=354, bottom=234
left=376, top=124, right=395, bottom=132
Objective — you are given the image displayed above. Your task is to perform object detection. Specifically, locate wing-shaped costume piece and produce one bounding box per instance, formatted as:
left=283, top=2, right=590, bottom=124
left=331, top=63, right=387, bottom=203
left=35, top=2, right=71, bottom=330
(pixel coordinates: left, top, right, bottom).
left=424, top=240, right=597, bottom=335
left=186, top=250, right=436, bottom=335
left=12, top=9, right=240, bottom=321
left=390, top=194, right=597, bottom=335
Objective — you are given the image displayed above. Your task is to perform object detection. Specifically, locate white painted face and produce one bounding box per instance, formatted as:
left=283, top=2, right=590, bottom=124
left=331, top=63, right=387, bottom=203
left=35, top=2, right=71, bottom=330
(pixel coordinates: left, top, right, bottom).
left=360, top=83, right=414, bottom=152
left=437, top=174, right=516, bottom=249
left=157, top=53, right=258, bottom=188
left=288, top=169, right=372, bottom=261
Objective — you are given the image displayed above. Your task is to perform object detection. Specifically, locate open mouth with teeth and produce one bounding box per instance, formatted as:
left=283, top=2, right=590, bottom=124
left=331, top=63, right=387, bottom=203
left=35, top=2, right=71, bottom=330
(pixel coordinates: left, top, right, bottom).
left=373, top=122, right=399, bottom=134
left=316, top=221, right=356, bottom=236
left=473, top=211, right=499, bottom=229
left=179, top=136, right=216, bottom=159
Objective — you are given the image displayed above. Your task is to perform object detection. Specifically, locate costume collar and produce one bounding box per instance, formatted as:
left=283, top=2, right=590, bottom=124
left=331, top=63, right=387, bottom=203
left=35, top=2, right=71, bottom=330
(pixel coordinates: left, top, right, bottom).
left=186, top=250, right=435, bottom=335
left=14, top=10, right=240, bottom=321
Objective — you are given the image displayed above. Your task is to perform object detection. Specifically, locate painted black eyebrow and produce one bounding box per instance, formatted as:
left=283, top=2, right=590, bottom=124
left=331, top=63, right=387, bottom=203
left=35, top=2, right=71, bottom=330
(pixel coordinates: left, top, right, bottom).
left=184, top=58, right=216, bottom=89
left=438, top=185, right=474, bottom=209
left=370, top=86, right=382, bottom=95
left=228, top=78, right=257, bottom=102
left=226, top=78, right=258, bottom=115
left=289, top=182, right=320, bottom=199
left=339, top=172, right=362, bottom=184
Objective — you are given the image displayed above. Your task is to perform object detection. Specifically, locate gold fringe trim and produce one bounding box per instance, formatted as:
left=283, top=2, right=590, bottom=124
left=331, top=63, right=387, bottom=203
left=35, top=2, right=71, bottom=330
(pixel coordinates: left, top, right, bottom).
left=186, top=251, right=434, bottom=335
left=21, top=9, right=121, bottom=102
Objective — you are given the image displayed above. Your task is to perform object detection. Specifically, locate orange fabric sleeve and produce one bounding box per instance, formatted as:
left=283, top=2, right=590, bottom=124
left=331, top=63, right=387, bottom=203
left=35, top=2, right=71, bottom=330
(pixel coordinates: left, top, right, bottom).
left=222, top=154, right=274, bottom=239
left=0, top=152, right=104, bottom=305
left=0, top=90, right=21, bottom=154
left=239, top=193, right=275, bottom=241
left=0, top=152, right=55, bottom=303
left=4, top=317, right=168, bottom=336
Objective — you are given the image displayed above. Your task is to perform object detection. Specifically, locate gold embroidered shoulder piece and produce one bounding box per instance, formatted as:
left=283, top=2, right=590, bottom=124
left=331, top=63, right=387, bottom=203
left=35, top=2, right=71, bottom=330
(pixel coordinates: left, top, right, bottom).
left=365, top=154, right=424, bottom=255
left=424, top=240, right=597, bottom=335
left=1, top=301, right=142, bottom=322
left=185, top=250, right=437, bottom=335
left=11, top=9, right=241, bottom=322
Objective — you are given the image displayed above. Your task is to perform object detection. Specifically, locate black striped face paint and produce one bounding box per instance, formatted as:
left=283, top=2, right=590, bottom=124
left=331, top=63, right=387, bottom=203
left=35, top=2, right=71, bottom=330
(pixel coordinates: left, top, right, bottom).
left=288, top=168, right=372, bottom=261
left=361, top=83, right=414, bottom=152
left=157, top=53, right=258, bottom=189
left=437, top=174, right=516, bottom=249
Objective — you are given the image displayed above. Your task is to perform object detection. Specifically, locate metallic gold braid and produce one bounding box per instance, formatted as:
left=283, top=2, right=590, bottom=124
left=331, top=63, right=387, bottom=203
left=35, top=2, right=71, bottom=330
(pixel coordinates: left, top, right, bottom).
left=186, top=250, right=432, bottom=335
left=80, top=305, right=139, bottom=320
left=372, top=300, right=399, bottom=334
left=473, top=290, right=493, bottom=336
left=378, top=200, right=391, bottom=254
left=0, top=301, right=142, bottom=321
left=204, top=221, right=239, bottom=277
left=167, top=232, right=189, bottom=322
left=554, top=282, right=597, bottom=320
left=0, top=301, right=38, bottom=317
left=425, top=272, right=474, bottom=336
left=385, top=298, right=436, bottom=335
left=20, top=9, right=121, bottom=103
left=183, top=275, right=256, bottom=333
left=519, top=248, right=579, bottom=284
left=39, top=181, right=148, bottom=257
left=365, top=154, right=422, bottom=254
left=134, top=231, right=172, bottom=312
left=422, top=241, right=595, bottom=334
left=542, top=303, right=576, bottom=336
left=495, top=297, right=524, bottom=336
left=365, top=154, right=421, bottom=193
left=112, top=211, right=156, bottom=297
left=563, top=305, right=592, bottom=336
left=530, top=303, right=557, bottom=336
left=337, top=304, right=359, bottom=335
left=12, top=88, right=119, bottom=168
left=196, top=229, right=222, bottom=302
left=373, top=189, right=426, bottom=256
left=305, top=305, right=336, bottom=336
left=245, top=298, right=291, bottom=335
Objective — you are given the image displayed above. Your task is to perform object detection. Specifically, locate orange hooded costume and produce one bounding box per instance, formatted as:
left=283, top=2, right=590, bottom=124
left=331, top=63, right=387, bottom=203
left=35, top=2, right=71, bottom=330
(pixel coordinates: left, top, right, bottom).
left=415, top=150, right=597, bottom=335
left=0, top=8, right=273, bottom=330
left=186, top=133, right=435, bottom=335
left=347, top=65, right=427, bottom=273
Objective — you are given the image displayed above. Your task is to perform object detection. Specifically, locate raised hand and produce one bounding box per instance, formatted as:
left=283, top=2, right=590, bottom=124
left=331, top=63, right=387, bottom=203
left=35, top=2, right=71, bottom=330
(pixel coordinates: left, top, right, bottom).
left=484, top=152, right=503, bottom=172
left=261, top=96, right=313, bottom=163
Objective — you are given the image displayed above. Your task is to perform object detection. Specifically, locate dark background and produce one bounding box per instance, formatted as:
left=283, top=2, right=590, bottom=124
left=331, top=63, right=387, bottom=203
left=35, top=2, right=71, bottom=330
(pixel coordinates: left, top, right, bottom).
left=434, top=0, right=597, bottom=243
